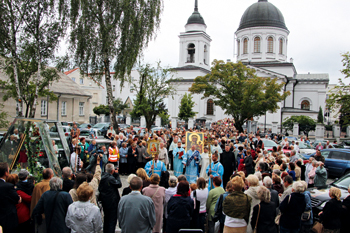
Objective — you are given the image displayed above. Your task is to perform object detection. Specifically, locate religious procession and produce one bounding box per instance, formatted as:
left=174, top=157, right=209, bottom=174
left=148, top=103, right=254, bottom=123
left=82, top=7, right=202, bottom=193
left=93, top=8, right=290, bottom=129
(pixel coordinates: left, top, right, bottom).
left=1, top=118, right=349, bottom=233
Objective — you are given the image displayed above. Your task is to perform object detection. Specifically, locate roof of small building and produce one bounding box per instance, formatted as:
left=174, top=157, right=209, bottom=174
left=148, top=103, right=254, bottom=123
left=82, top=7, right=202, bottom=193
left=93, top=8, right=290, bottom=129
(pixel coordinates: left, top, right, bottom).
left=0, top=67, right=91, bottom=98
left=64, top=68, right=79, bottom=75
left=51, top=71, right=92, bottom=97
left=296, top=73, right=329, bottom=82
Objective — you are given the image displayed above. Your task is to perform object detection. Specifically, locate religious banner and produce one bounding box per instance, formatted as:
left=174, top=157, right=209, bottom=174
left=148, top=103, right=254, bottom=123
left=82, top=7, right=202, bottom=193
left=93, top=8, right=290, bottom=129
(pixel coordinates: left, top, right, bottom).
left=185, top=132, right=204, bottom=153
left=147, top=139, right=160, bottom=156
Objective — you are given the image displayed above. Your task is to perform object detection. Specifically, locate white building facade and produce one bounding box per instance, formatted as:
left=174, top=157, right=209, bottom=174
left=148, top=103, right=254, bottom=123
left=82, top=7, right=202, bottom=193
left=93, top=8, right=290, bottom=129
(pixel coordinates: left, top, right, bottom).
left=168, top=0, right=329, bottom=131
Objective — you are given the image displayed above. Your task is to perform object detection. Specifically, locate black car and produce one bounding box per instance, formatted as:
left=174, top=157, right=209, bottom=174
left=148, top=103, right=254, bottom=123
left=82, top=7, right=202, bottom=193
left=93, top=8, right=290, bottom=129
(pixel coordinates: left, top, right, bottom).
left=310, top=173, right=350, bottom=220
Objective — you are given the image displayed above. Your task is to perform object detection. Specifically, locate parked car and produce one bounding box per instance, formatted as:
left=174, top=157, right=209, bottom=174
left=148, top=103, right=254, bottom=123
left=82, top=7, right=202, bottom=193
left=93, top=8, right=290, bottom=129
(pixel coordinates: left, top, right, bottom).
left=118, top=124, right=130, bottom=130
left=61, top=122, right=80, bottom=127
left=310, top=173, right=350, bottom=220
left=92, top=123, right=110, bottom=136
left=297, top=141, right=316, bottom=155
left=306, top=149, right=350, bottom=177
left=79, top=128, right=104, bottom=139
left=283, top=136, right=298, bottom=141
left=151, top=127, right=167, bottom=134
left=338, top=141, right=350, bottom=149
left=79, top=123, right=94, bottom=129
left=85, top=138, right=113, bottom=150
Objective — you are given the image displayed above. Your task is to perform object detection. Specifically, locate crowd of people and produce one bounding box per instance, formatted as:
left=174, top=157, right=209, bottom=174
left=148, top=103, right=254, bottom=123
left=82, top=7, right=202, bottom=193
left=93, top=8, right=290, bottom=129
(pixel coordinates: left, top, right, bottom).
left=1, top=118, right=350, bottom=233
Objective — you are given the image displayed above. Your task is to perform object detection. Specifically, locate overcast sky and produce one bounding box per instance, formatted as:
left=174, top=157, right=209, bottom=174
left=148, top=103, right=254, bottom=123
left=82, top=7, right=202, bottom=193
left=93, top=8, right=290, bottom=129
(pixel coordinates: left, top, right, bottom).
left=138, top=0, right=350, bottom=84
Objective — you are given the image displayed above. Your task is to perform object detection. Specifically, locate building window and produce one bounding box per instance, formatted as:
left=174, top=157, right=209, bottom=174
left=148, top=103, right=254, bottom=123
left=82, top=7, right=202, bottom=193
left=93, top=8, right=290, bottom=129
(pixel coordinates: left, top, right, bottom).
left=71, top=77, right=76, bottom=82
left=41, top=100, right=47, bottom=116
left=187, top=43, right=195, bottom=63
left=79, top=102, right=84, bottom=116
left=279, top=38, right=284, bottom=54
left=301, top=100, right=310, bottom=110
left=113, top=85, right=115, bottom=91
left=61, top=101, right=67, bottom=116
left=79, top=78, right=84, bottom=84
left=243, top=38, right=248, bottom=54
left=204, top=45, right=208, bottom=64
left=130, top=87, right=134, bottom=93
left=237, top=40, right=240, bottom=56
left=254, top=37, right=261, bottom=53
left=267, top=37, right=274, bottom=53
left=207, top=99, right=214, bottom=115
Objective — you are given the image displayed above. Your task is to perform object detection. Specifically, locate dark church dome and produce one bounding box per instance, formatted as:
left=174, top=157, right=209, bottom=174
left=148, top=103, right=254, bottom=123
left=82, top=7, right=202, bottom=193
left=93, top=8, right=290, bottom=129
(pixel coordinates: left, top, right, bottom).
left=237, top=0, right=288, bottom=31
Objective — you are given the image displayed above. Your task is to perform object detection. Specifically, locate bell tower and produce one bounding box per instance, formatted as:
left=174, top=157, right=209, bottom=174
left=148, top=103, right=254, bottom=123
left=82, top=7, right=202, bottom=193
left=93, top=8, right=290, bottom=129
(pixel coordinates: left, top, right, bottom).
left=178, top=0, right=211, bottom=70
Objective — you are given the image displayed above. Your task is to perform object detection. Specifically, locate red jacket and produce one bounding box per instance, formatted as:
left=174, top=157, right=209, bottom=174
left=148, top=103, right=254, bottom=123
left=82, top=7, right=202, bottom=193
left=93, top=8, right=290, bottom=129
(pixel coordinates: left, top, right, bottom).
left=16, top=190, right=32, bottom=224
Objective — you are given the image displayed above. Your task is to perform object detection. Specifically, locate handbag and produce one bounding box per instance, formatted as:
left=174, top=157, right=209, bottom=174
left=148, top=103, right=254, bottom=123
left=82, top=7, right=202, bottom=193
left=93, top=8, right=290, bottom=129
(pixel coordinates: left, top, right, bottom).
left=275, top=194, right=291, bottom=225
left=253, top=204, right=261, bottom=233
left=311, top=221, right=324, bottom=233
left=212, top=194, right=223, bottom=222
left=301, top=210, right=311, bottom=221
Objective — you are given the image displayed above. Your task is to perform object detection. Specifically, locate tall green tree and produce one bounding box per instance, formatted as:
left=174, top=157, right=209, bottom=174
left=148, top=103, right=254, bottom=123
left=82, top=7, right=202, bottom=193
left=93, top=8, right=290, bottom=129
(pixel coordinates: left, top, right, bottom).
left=178, top=93, right=196, bottom=123
left=327, top=52, right=350, bottom=126
left=282, top=115, right=316, bottom=136
left=317, top=106, right=324, bottom=124
left=0, top=0, right=29, bottom=116
left=0, top=104, right=9, bottom=129
left=130, top=62, right=177, bottom=129
left=21, top=0, right=67, bottom=117
left=189, top=60, right=290, bottom=132
left=0, top=47, right=60, bottom=117
left=68, top=0, right=163, bottom=132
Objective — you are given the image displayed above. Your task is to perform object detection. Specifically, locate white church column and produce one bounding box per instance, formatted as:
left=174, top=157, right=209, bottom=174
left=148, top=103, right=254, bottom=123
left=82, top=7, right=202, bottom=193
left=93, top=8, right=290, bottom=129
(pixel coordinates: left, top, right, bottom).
left=188, top=118, right=194, bottom=129
left=315, top=124, right=325, bottom=140
left=155, top=115, right=161, bottom=127
left=172, top=117, right=177, bottom=130
left=272, top=122, right=278, bottom=134
left=126, top=115, right=131, bottom=125
left=293, top=123, right=299, bottom=137
left=140, top=116, right=146, bottom=127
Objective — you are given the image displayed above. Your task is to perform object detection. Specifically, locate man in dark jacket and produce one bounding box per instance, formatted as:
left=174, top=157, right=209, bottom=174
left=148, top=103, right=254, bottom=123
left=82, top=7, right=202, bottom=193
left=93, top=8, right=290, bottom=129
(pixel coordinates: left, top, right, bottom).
left=61, top=167, right=75, bottom=192
left=98, top=163, right=122, bottom=233
left=220, top=144, right=236, bottom=188
left=0, top=162, right=20, bottom=233
left=31, top=177, right=73, bottom=233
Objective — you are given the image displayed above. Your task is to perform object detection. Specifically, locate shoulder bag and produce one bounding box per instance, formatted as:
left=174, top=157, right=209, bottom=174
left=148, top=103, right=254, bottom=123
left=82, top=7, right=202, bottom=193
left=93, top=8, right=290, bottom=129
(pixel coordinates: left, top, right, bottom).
left=275, top=194, right=291, bottom=225
left=212, top=193, right=224, bottom=222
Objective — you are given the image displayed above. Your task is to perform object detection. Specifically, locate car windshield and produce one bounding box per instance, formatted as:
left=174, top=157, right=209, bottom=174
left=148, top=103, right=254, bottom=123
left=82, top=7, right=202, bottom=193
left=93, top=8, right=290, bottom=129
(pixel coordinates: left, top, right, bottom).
left=333, top=176, right=350, bottom=190
left=80, top=131, right=90, bottom=136
left=297, top=153, right=307, bottom=160
left=263, top=140, right=277, bottom=147
left=93, top=123, right=107, bottom=128
left=299, top=142, right=311, bottom=149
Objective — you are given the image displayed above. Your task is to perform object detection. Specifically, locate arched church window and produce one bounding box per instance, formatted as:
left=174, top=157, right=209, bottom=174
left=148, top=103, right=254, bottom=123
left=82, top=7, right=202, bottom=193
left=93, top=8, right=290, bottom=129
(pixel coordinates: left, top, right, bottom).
left=279, top=38, right=284, bottom=54
left=243, top=38, right=248, bottom=54
left=301, top=100, right=310, bottom=110
left=187, top=43, right=195, bottom=63
left=204, top=45, right=208, bottom=64
left=254, top=37, right=261, bottom=53
left=267, top=37, right=274, bottom=53
left=237, top=40, right=240, bottom=56
left=207, top=99, right=214, bottom=115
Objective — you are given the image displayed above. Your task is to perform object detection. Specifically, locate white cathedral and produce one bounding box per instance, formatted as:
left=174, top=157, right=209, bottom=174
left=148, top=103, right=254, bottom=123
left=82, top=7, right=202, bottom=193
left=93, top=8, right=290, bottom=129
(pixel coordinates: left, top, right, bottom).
left=168, top=0, right=329, bottom=131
